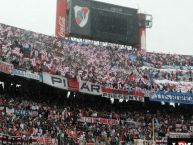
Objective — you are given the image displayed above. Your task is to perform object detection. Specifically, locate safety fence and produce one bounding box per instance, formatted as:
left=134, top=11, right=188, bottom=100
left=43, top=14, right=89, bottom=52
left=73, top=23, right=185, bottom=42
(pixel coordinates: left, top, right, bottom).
left=0, top=133, right=58, bottom=145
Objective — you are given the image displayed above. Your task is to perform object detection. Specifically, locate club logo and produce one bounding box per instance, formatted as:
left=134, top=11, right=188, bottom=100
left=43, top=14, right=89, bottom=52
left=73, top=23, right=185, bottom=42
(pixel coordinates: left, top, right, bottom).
left=74, top=5, right=89, bottom=28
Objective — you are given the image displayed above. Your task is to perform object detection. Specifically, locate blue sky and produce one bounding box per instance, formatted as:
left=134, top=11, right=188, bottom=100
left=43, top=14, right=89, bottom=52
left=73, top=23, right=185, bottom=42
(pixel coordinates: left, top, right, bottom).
left=0, top=0, right=192, bottom=55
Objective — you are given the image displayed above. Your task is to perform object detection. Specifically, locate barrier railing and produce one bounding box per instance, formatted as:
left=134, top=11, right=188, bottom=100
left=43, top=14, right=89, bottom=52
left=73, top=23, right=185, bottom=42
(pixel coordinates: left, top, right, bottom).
left=0, top=133, right=58, bottom=145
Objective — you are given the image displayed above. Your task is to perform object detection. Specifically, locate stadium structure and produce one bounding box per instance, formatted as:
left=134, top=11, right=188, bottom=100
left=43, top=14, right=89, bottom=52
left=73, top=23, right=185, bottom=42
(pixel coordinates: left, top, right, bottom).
left=0, top=0, right=193, bottom=144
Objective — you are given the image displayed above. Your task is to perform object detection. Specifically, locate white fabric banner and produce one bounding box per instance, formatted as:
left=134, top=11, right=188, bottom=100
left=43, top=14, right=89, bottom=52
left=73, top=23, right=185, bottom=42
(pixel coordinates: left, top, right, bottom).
left=167, top=132, right=192, bottom=138
left=79, top=80, right=102, bottom=95
left=12, top=69, right=41, bottom=81
left=42, top=72, right=68, bottom=90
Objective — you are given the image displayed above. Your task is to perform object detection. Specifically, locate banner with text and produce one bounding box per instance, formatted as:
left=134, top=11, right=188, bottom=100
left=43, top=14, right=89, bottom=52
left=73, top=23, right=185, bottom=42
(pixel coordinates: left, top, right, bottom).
left=42, top=72, right=68, bottom=90
left=0, top=134, right=58, bottom=145
left=79, top=80, right=102, bottom=95
left=102, top=87, right=144, bottom=102
left=11, top=69, right=41, bottom=81
left=150, top=91, right=193, bottom=104
left=78, top=117, right=119, bottom=125
left=167, top=132, right=192, bottom=138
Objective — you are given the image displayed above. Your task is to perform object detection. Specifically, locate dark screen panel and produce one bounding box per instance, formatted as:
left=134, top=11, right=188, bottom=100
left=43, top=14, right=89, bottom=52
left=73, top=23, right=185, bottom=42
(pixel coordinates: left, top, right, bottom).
left=95, top=12, right=127, bottom=35
left=91, top=8, right=138, bottom=45
left=68, top=0, right=139, bottom=46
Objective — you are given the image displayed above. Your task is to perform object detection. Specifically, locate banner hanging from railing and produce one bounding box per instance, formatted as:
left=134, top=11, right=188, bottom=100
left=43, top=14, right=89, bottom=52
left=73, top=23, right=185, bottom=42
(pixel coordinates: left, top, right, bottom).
left=0, top=134, right=58, bottom=145
left=42, top=72, right=68, bottom=90
left=102, top=87, right=144, bottom=102
left=79, top=80, right=102, bottom=95
left=67, top=77, right=79, bottom=91
left=150, top=91, right=193, bottom=104
left=0, top=61, right=13, bottom=74
left=11, top=69, right=41, bottom=81
left=3, top=69, right=145, bottom=101
left=78, top=117, right=119, bottom=125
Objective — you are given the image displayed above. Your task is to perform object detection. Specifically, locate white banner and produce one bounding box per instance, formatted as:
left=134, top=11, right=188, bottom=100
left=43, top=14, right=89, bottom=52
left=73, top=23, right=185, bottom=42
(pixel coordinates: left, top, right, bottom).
left=79, top=80, right=102, bottom=95
left=102, top=93, right=144, bottom=102
left=12, top=69, right=41, bottom=81
left=78, top=117, right=119, bottom=125
left=42, top=72, right=68, bottom=90
left=167, top=132, right=192, bottom=138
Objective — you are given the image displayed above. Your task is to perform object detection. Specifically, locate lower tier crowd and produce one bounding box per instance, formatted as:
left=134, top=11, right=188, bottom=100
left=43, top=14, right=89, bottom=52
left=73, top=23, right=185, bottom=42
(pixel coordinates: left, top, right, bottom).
left=0, top=80, right=193, bottom=145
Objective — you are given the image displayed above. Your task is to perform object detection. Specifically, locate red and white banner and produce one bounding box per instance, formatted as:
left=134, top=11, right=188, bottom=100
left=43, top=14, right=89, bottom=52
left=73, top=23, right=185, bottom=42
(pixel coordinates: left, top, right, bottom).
left=79, top=80, right=102, bottom=95
left=42, top=72, right=68, bottom=90
left=36, top=137, right=58, bottom=145
left=67, top=77, right=79, bottom=91
left=0, top=134, right=58, bottom=145
left=102, top=87, right=144, bottom=102
left=55, top=0, right=67, bottom=37
left=102, top=87, right=144, bottom=97
left=0, top=61, right=13, bottom=74
left=102, top=87, right=128, bottom=95
left=86, top=143, right=95, bottom=145
left=102, top=93, right=144, bottom=102
left=78, top=117, right=119, bottom=125
left=156, top=140, right=167, bottom=145
left=130, top=87, right=145, bottom=97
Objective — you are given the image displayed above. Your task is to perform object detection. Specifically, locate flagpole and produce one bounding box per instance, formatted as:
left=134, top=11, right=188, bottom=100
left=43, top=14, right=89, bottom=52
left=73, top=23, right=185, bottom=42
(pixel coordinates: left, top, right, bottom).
left=152, top=118, right=155, bottom=145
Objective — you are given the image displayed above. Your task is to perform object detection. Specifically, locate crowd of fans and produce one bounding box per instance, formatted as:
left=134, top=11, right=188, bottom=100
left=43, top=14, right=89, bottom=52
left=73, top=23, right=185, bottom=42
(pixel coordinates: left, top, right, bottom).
left=0, top=23, right=193, bottom=94
left=0, top=81, right=193, bottom=145
left=0, top=23, right=192, bottom=145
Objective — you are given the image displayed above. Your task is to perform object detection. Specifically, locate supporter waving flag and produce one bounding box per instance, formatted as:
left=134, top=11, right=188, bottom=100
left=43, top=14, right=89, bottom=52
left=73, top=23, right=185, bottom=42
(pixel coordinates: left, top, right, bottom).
left=12, top=47, right=23, bottom=57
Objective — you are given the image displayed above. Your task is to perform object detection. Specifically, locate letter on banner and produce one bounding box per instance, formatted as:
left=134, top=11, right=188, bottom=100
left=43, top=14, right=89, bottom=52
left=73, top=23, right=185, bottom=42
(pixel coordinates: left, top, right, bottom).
left=150, top=91, right=193, bottom=105
left=79, top=80, right=102, bottom=95
left=42, top=72, right=68, bottom=90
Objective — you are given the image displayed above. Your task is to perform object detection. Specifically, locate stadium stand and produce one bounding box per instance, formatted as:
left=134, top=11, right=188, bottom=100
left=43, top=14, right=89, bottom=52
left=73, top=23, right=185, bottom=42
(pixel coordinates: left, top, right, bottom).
left=0, top=82, right=193, bottom=145
left=0, top=23, right=193, bottom=144
left=0, top=23, right=193, bottom=92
